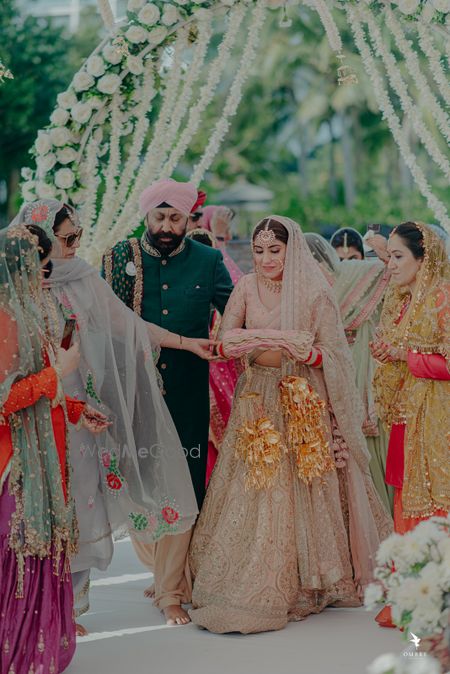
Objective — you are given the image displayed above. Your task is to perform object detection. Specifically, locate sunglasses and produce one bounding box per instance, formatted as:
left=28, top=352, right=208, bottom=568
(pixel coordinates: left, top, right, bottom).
left=55, top=227, right=83, bottom=248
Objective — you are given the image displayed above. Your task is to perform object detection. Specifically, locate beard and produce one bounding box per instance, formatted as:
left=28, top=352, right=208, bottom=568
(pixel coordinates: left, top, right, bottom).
left=146, top=229, right=185, bottom=254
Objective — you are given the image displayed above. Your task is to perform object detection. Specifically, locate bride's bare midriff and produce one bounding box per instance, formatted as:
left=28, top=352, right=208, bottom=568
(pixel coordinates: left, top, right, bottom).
left=253, top=350, right=282, bottom=367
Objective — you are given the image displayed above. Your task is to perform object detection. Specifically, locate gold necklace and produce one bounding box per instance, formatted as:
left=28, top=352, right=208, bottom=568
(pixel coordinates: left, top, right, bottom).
left=258, top=274, right=282, bottom=293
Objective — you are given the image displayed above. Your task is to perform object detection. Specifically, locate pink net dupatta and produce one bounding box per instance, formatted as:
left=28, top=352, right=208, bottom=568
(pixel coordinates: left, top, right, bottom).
left=270, top=215, right=392, bottom=590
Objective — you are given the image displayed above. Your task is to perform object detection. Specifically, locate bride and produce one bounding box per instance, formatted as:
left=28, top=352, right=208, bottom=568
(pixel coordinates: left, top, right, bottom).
left=189, top=216, right=392, bottom=634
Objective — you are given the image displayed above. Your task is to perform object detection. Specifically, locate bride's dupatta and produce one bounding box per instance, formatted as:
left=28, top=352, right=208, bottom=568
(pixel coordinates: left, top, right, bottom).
left=274, top=216, right=392, bottom=589
left=374, top=224, right=450, bottom=518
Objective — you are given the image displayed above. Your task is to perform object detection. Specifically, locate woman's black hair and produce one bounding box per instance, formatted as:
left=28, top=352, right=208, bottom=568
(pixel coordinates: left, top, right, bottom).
left=330, top=228, right=364, bottom=258
left=393, top=222, right=425, bottom=260
left=53, top=204, right=75, bottom=233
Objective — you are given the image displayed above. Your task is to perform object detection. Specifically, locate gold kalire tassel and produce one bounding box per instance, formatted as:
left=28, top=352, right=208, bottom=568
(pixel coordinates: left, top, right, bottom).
left=236, top=392, right=284, bottom=491
left=279, top=376, right=335, bottom=484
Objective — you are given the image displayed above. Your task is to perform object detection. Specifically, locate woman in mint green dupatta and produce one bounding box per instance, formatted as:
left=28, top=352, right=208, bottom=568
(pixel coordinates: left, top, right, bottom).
left=306, top=233, right=394, bottom=514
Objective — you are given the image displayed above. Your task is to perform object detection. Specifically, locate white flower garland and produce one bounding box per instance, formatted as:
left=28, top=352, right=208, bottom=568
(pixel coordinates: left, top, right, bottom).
left=99, top=70, right=157, bottom=243
left=346, top=4, right=450, bottom=232
left=92, top=92, right=124, bottom=244
left=161, top=12, right=214, bottom=168
left=78, top=136, right=101, bottom=255
left=192, top=0, right=268, bottom=183
left=162, top=2, right=247, bottom=177
left=362, top=3, right=450, bottom=183
left=302, top=0, right=342, bottom=53
left=20, top=0, right=450, bottom=261
left=417, top=21, right=450, bottom=106
left=109, top=29, right=190, bottom=239
left=384, top=7, right=450, bottom=146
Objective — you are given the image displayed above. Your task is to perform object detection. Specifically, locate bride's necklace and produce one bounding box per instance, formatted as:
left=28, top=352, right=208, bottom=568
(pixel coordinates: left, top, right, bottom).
left=258, top=274, right=282, bottom=293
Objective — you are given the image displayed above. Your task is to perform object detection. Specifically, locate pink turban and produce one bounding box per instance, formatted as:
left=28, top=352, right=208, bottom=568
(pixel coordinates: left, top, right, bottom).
left=139, top=178, right=198, bottom=217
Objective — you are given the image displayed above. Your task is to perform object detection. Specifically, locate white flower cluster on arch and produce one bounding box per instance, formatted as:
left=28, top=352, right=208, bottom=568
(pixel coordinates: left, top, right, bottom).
left=21, top=0, right=450, bottom=264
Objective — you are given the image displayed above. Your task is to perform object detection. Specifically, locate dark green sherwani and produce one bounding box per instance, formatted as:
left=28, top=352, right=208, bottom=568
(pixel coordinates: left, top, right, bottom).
left=102, top=234, right=233, bottom=508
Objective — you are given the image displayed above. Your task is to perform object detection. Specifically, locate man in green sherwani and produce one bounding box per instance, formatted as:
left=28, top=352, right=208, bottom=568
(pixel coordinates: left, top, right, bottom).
left=102, top=178, right=233, bottom=627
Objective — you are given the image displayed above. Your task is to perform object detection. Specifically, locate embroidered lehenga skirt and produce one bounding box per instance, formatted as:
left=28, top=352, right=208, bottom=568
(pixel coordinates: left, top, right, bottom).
left=189, top=365, right=362, bottom=634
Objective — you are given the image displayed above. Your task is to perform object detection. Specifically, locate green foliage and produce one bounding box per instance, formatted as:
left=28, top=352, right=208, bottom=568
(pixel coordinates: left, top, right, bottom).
left=0, top=3, right=101, bottom=221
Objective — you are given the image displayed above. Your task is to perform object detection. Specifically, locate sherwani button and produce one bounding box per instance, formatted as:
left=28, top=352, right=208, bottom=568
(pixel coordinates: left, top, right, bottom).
left=161, top=259, right=168, bottom=266
left=162, top=284, right=169, bottom=290
left=161, top=363, right=167, bottom=370
left=162, top=309, right=169, bottom=315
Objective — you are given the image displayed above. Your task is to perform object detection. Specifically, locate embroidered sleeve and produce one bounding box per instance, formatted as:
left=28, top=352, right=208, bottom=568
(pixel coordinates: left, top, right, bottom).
left=101, top=240, right=135, bottom=309
left=65, top=397, right=86, bottom=424
left=218, top=276, right=247, bottom=339
left=1, top=367, right=58, bottom=416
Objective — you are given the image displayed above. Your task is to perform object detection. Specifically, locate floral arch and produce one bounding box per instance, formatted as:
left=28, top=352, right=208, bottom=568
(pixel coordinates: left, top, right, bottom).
left=21, top=0, right=450, bottom=264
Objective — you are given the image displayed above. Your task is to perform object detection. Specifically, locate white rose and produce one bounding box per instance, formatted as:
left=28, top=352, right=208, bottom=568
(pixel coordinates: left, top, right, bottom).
left=432, top=0, right=450, bottom=11
left=22, top=181, right=36, bottom=201
left=70, top=189, right=87, bottom=205
left=103, top=43, right=123, bottom=65
left=364, top=583, right=384, bottom=610
left=71, top=101, right=93, bottom=124
left=162, top=4, right=179, bottom=25
left=127, top=0, right=146, bottom=10
left=57, top=147, right=78, bottom=165
left=88, top=96, right=104, bottom=109
left=97, top=73, right=122, bottom=95
left=86, top=54, right=106, bottom=78
left=55, top=168, right=75, bottom=189
left=50, top=127, right=72, bottom=147
left=57, top=90, right=78, bottom=109
left=127, top=55, right=145, bottom=75
left=148, top=26, right=167, bottom=45
left=138, top=3, right=160, bottom=25
left=37, top=153, right=57, bottom=172
left=21, top=167, right=33, bottom=180
left=366, top=653, right=399, bottom=674
left=35, top=132, right=52, bottom=155
left=37, top=182, right=57, bottom=199
left=126, top=25, right=149, bottom=44
left=72, top=70, right=95, bottom=92
left=50, top=107, right=70, bottom=126
left=397, top=0, right=421, bottom=15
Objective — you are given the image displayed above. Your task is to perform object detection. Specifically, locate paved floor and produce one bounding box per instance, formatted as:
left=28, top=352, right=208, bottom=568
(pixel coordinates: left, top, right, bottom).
left=69, top=538, right=402, bottom=674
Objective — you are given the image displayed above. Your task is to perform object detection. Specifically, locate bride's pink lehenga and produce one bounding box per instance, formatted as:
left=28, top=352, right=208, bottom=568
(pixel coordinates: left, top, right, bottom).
left=189, top=217, right=392, bottom=634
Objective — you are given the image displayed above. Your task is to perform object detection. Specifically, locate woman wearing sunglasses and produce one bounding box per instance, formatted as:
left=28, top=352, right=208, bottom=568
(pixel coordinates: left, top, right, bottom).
left=11, top=199, right=207, bottom=634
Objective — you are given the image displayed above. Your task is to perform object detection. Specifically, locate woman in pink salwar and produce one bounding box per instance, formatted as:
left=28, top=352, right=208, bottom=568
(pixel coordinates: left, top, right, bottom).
left=189, top=216, right=392, bottom=634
